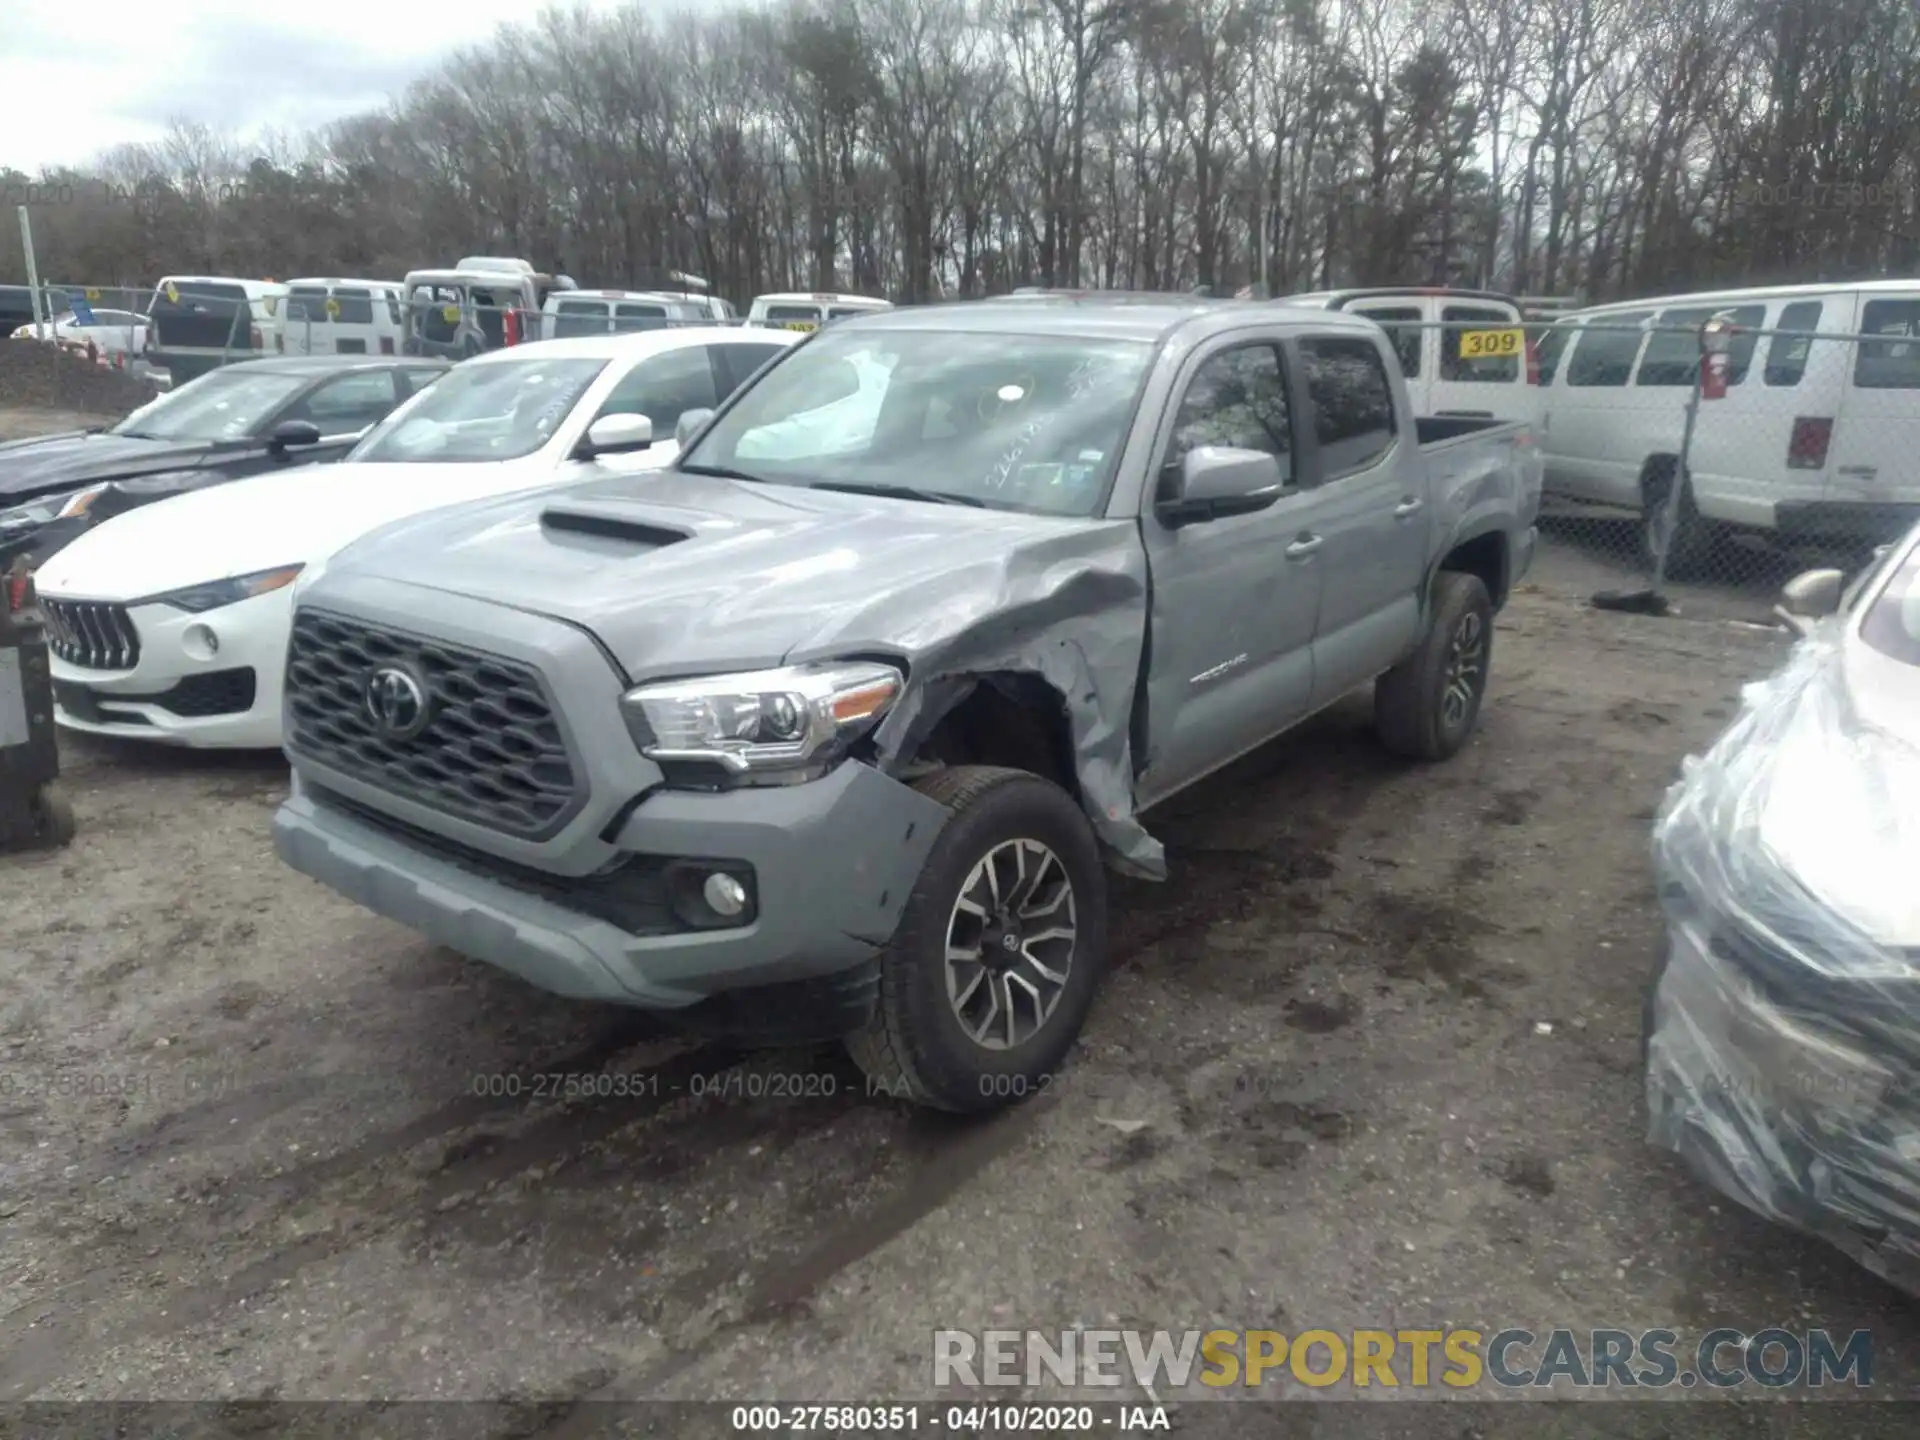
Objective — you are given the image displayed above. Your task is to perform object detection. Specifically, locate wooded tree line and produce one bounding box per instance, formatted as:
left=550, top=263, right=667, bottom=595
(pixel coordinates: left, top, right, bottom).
left=4, top=0, right=1919, bottom=308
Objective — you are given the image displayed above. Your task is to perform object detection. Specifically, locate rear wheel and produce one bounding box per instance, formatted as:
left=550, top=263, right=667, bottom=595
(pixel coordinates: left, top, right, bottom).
left=1375, top=571, right=1494, bottom=762
left=847, top=766, right=1108, bottom=1113
left=1639, top=459, right=1717, bottom=581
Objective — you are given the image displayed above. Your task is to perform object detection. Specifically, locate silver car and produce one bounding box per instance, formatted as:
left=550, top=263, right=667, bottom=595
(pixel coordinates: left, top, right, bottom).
left=1645, top=522, right=1920, bottom=1292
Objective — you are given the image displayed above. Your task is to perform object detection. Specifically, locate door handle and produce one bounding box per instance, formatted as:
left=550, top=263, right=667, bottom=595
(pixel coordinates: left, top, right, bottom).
left=1285, top=535, right=1324, bottom=560
left=1393, top=498, right=1424, bottom=519
left=1837, top=465, right=1878, bottom=478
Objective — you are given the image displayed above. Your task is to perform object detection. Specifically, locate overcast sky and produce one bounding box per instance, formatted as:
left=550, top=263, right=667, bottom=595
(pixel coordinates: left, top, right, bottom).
left=0, top=0, right=643, bottom=173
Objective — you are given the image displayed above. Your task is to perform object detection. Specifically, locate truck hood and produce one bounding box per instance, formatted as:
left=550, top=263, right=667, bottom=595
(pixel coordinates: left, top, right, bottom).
left=322, top=470, right=1142, bottom=680
left=33, top=459, right=559, bottom=602
left=0, top=429, right=214, bottom=504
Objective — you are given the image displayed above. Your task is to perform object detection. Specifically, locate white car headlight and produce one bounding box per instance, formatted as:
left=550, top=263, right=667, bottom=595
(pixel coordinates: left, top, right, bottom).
left=622, top=660, right=902, bottom=783
left=143, top=564, right=306, bottom=613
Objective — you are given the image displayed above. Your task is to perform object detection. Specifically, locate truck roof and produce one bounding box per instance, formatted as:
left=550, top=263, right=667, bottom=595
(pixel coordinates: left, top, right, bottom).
left=855, top=296, right=1385, bottom=344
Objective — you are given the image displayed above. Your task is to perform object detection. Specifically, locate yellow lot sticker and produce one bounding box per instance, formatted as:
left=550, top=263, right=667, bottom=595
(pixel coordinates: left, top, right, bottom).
left=1459, top=328, right=1524, bottom=358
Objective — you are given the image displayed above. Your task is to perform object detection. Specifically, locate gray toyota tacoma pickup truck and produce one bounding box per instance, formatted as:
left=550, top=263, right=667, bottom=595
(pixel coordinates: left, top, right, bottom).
left=273, top=296, right=1541, bottom=1111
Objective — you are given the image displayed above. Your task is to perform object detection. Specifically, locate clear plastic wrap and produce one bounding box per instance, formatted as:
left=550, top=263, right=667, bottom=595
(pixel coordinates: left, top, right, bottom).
left=1645, top=625, right=1920, bottom=1293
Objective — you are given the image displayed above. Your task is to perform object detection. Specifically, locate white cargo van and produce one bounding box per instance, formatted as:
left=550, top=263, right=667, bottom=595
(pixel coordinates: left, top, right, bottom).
left=745, top=291, right=892, bottom=331
left=402, top=259, right=575, bottom=359
left=282, top=278, right=406, bottom=356
left=1537, top=280, right=1920, bottom=570
left=542, top=290, right=710, bottom=339
left=1275, top=287, right=1541, bottom=426
left=144, top=276, right=288, bottom=383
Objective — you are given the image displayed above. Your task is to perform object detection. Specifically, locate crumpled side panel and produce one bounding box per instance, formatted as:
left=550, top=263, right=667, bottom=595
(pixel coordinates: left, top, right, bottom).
left=1645, top=629, right=1920, bottom=1292
left=868, top=552, right=1165, bottom=881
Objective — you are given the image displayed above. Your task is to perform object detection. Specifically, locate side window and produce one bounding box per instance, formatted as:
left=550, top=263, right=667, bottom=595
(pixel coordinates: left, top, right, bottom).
left=612, top=304, right=670, bottom=333
left=1299, top=336, right=1398, bottom=475
left=280, top=370, right=401, bottom=433
left=717, top=342, right=790, bottom=395
left=1765, top=301, right=1825, bottom=387
left=1353, top=306, right=1423, bottom=378
left=399, top=367, right=446, bottom=398
left=1440, top=305, right=1521, bottom=382
left=1854, top=299, right=1920, bottom=390
left=1164, top=344, right=1293, bottom=475
left=594, top=346, right=722, bottom=434
left=333, top=288, right=374, bottom=325
left=1637, top=304, right=1765, bottom=386
left=1565, top=310, right=1652, bottom=387
left=385, top=290, right=403, bottom=326
left=1534, top=321, right=1577, bottom=385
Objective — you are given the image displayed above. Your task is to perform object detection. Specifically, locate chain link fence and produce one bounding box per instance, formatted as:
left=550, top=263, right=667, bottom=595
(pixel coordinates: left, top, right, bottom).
left=1369, top=314, right=1919, bottom=624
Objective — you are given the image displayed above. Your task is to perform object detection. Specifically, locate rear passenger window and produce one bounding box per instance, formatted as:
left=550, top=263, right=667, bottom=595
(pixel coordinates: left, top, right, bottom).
left=1166, top=344, right=1292, bottom=471
left=1765, top=301, right=1824, bottom=387
left=551, top=301, right=611, bottom=339
left=1440, top=306, right=1519, bottom=382
left=1637, top=304, right=1765, bottom=386
left=1854, top=300, right=1920, bottom=390
left=1565, top=310, right=1652, bottom=386
left=613, top=304, right=670, bottom=333
left=1354, top=307, right=1422, bottom=378
left=1300, top=336, right=1397, bottom=474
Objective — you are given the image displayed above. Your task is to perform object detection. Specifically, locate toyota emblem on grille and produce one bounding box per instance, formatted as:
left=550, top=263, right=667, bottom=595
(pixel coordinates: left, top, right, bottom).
left=363, top=665, right=431, bottom=739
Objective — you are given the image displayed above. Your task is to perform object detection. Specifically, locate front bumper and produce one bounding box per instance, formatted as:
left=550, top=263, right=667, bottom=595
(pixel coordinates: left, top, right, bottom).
left=273, top=570, right=950, bottom=1016
left=1646, top=913, right=1920, bottom=1292
left=275, top=760, right=945, bottom=1013
left=46, top=589, right=291, bottom=748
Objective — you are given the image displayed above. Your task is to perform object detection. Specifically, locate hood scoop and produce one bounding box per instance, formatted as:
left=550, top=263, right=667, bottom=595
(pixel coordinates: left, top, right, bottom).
left=540, top=499, right=692, bottom=550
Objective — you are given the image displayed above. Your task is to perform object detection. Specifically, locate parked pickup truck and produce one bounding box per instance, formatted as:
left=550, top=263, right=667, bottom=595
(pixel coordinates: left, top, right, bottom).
left=272, top=297, right=1542, bottom=1111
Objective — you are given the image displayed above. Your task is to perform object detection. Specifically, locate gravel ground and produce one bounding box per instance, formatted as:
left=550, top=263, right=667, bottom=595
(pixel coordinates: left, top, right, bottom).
left=0, top=401, right=1913, bottom=1426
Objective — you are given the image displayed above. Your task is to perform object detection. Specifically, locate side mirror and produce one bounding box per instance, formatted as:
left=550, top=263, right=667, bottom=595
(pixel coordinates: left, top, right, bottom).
left=675, top=407, right=716, bottom=448
left=1776, top=567, right=1844, bottom=635
left=269, top=419, right=322, bottom=453
left=1156, top=446, right=1289, bottom=529
left=579, top=413, right=654, bottom=458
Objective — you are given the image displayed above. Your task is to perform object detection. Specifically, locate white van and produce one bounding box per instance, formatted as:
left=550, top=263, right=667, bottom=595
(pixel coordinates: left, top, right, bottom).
left=145, top=276, right=288, bottom=382
left=282, top=278, right=406, bottom=357
left=1275, top=287, right=1541, bottom=425
left=402, top=259, right=575, bottom=359
left=745, top=292, right=892, bottom=332
left=1537, top=280, right=1920, bottom=569
left=542, top=289, right=710, bottom=339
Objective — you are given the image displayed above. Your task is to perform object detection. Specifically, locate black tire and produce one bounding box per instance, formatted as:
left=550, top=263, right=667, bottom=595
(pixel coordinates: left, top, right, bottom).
left=847, top=765, right=1108, bottom=1114
left=1638, top=459, right=1716, bottom=581
left=32, top=783, right=75, bottom=848
left=1374, top=570, right=1494, bottom=762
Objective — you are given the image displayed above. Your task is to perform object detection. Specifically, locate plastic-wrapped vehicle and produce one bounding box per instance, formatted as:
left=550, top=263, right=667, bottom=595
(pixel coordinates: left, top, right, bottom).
left=1645, top=520, right=1920, bottom=1292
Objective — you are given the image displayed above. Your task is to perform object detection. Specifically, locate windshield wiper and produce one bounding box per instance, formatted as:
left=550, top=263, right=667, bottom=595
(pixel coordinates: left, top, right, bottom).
left=808, top=480, right=986, bottom=508
left=678, top=462, right=772, bottom=485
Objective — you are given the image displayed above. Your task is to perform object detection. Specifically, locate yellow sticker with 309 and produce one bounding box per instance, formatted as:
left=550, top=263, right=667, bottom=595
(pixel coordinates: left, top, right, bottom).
left=1460, top=329, right=1523, bottom=358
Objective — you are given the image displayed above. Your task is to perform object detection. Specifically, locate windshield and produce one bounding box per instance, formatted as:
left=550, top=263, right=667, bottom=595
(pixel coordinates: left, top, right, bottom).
left=350, top=355, right=606, bottom=464
left=1861, top=541, right=1920, bottom=667
left=681, top=328, right=1153, bottom=516
left=110, top=367, right=307, bottom=442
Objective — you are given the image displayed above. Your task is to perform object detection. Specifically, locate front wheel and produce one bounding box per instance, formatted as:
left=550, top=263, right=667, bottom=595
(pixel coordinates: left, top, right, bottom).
left=1374, top=570, right=1494, bottom=762
left=1639, top=461, right=1717, bottom=581
left=848, top=766, right=1108, bottom=1113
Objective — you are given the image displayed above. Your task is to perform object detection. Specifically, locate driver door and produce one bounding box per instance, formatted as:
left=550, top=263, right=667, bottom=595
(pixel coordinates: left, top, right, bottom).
left=1134, top=339, right=1328, bottom=808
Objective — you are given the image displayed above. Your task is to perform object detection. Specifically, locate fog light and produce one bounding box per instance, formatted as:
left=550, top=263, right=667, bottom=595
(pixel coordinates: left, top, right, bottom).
left=703, top=872, right=748, bottom=918
left=182, top=623, right=219, bottom=661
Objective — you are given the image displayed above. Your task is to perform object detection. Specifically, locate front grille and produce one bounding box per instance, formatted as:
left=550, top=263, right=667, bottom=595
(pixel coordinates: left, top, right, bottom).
left=55, top=668, right=255, bottom=721
left=284, top=608, right=582, bottom=839
left=42, top=598, right=140, bottom=670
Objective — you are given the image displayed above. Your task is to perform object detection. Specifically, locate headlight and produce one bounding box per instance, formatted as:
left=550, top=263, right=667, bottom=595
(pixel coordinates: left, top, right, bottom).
left=622, top=660, right=902, bottom=782
left=143, top=564, right=306, bottom=613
